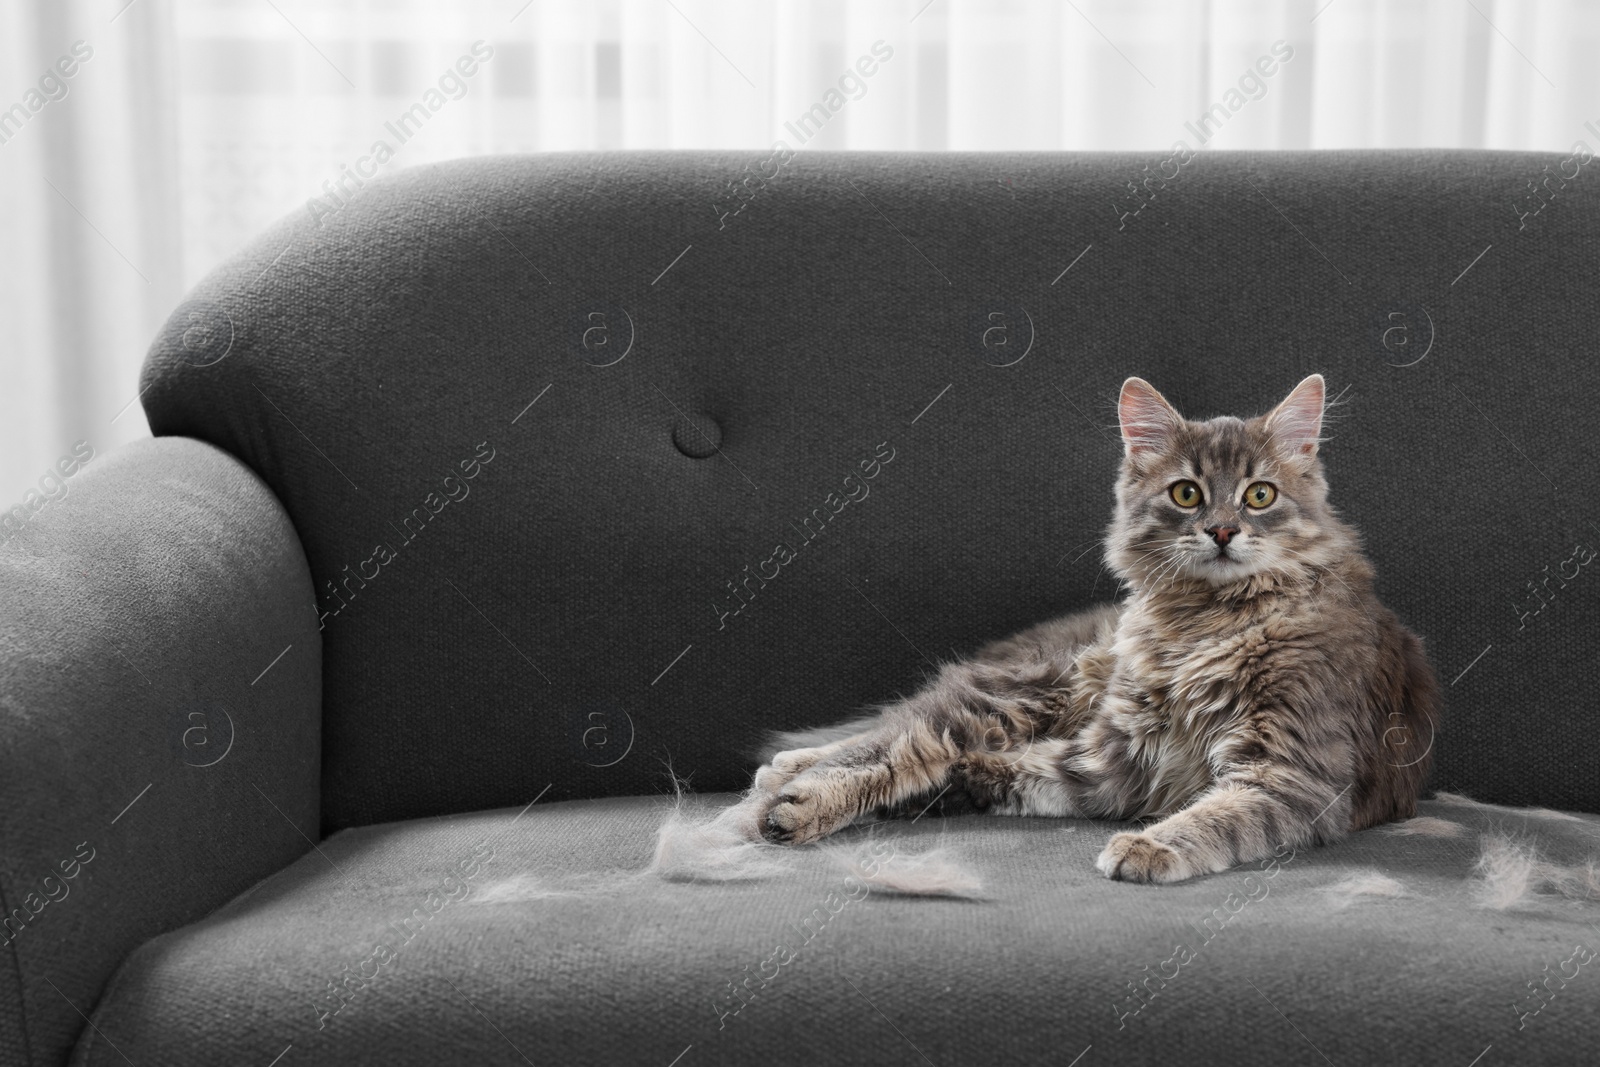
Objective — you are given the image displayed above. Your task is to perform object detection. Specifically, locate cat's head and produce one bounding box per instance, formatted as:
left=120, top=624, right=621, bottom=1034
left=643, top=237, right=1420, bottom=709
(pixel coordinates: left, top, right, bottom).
left=1106, top=374, right=1349, bottom=589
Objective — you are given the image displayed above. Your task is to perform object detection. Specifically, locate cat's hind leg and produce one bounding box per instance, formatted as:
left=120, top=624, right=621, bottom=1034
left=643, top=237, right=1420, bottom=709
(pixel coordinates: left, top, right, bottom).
left=760, top=647, right=1097, bottom=844
left=753, top=734, right=872, bottom=796
left=751, top=714, right=883, bottom=796
left=762, top=719, right=962, bottom=844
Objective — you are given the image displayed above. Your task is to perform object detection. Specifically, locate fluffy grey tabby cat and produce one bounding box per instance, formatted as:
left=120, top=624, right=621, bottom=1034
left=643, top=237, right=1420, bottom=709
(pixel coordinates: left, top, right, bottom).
left=750, top=374, right=1441, bottom=883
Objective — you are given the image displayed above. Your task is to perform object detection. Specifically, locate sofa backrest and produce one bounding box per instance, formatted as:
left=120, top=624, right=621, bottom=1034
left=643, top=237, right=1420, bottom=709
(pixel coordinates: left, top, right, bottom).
left=142, top=150, right=1600, bottom=833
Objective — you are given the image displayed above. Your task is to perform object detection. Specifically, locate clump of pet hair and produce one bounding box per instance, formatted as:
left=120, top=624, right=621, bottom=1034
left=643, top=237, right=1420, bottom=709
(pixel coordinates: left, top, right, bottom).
left=1433, top=792, right=1588, bottom=824
left=648, top=785, right=788, bottom=883
left=821, top=838, right=985, bottom=899
left=1381, top=816, right=1468, bottom=838
left=1321, top=870, right=1408, bottom=908
left=1471, top=831, right=1600, bottom=910
left=645, top=775, right=985, bottom=898
left=469, top=872, right=578, bottom=904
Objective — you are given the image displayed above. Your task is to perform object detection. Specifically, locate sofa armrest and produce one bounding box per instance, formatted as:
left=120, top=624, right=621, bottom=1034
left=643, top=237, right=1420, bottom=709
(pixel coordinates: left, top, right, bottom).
left=0, top=437, right=321, bottom=1066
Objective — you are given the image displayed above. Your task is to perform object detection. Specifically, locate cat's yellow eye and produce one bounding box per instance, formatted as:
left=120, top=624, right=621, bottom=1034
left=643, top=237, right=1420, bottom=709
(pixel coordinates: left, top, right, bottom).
left=1244, top=482, right=1277, bottom=509
left=1169, top=481, right=1202, bottom=508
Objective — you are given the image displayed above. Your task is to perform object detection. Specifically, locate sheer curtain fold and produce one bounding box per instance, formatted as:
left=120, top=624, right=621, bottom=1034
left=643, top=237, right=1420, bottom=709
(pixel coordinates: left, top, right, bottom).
left=1, top=0, right=182, bottom=506
left=2, top=0, right=1590, bottom=495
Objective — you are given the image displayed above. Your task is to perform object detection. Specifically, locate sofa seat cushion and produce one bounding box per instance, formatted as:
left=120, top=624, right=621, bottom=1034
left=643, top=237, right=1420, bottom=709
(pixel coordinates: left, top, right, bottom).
left=74, top=795, right=1600, bottom=1066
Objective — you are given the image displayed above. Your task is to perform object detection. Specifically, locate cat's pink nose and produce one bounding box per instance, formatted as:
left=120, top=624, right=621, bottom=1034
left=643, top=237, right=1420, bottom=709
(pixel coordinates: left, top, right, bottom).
left=1206, top=525, right=1239, bottom=546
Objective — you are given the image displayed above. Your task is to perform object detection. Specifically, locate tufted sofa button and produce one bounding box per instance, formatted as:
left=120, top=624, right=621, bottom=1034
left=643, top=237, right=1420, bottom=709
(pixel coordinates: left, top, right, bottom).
left=672, top=413, right=722, bottom=458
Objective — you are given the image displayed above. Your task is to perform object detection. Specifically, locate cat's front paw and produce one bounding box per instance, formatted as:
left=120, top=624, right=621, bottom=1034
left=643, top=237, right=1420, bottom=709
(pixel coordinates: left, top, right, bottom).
left=753, top=747, right=827, bottom=795
left=761, top=783, right=852, bottom=845
left=1096, top=831, right=1195, bottom=884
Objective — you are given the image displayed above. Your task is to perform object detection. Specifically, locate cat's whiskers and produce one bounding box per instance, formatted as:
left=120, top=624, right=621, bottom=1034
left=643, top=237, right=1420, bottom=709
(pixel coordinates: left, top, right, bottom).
left=1145, top=550, right=1184, bottom=591
left=1142, top=544, right=1190, bottom=593
left=1062, top=535, right=1107, bottom=567
left=1148, top=547, right=1183, bottom=587
left=1162, top=553, right=1199, bottom=592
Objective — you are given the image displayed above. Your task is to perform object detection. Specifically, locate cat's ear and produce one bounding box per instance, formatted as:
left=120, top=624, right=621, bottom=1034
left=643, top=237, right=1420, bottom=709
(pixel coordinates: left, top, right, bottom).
left=1265, top=374, right=1325, bottom=455
left=1118, top=377, right=1183, bottom=456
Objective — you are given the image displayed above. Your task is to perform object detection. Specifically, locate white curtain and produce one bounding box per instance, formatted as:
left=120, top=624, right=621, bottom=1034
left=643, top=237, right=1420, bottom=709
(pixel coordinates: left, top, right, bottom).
left=4, top=0, right=1597, bottom=497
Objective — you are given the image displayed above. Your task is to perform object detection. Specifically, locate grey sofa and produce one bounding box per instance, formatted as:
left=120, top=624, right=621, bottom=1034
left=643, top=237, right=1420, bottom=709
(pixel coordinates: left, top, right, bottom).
left=3, top=150, right=1597, bottom=1066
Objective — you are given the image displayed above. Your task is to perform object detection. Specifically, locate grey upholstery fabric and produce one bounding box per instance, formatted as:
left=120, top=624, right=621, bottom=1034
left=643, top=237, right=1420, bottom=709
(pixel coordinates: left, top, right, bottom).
left=138, top=151, right=1600, bottom=835
left=74, top=795, right=1600, bottom=1066
left=0, top=437, right=322, bottom=1067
